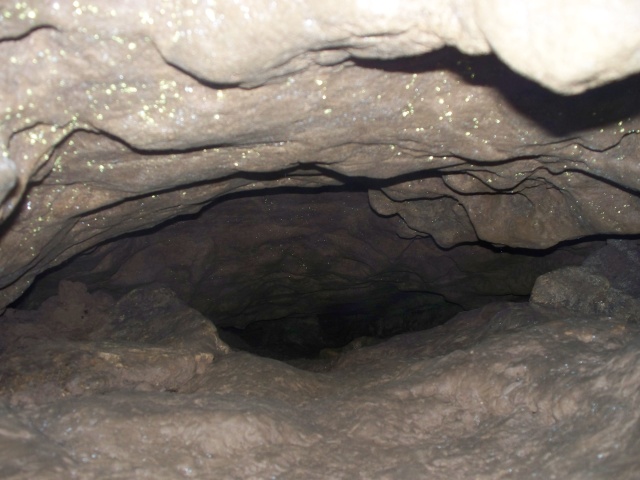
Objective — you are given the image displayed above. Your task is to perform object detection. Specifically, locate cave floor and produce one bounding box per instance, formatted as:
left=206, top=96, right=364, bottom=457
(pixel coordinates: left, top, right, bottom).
left=0, top=287, right=638, bottom=480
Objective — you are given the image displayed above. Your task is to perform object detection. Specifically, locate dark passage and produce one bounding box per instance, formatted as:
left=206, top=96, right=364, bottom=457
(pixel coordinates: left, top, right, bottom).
left=12, top=187, right=598, bottom=361
left=218, top=290, right=463, bottom=360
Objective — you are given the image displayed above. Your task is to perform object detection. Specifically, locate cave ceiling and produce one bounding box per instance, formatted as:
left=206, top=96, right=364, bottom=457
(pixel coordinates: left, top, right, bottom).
left=2, top=2, right=640, bottom=478
left=1, top=0, right=640, bottom=311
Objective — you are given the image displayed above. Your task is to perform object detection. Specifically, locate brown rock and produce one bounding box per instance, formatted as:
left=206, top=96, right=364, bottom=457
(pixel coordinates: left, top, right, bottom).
left=0, top=7, right=640, bottom=306
left=0, top=282, right=229, bottom=407
left=1, top=2, right=640, bottom=479
left=531, top=240, right=640, bottom=321
left=1, top=296, right=638, bottom=479
left=14, top=191, right=597, bottom=358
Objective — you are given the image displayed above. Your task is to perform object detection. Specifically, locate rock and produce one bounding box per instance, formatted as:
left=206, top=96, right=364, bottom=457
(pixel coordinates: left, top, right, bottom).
left=1, top=231, right=636, bottom=479
left=532, top=266, right=616, bottom=315
left=474, top=0, right=640, bottom=93
left=0, top=282, right=229, bottom=407
left=13, top=191, right=599, bottom=358
left=0, top=2, right=640, bottom=308
left=0, top=152, right=16, bottom=211
left=0, top=296, right=638, bottom=478
left=1, top=2, right=640, bottom=478
left=531, top=240, right=640, bottom=321
left=0, top=402, right=74, bottom=479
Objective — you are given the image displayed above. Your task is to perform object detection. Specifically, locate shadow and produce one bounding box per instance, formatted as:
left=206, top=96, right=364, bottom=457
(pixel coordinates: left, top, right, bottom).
left=353, top=47, right=640, bottom=137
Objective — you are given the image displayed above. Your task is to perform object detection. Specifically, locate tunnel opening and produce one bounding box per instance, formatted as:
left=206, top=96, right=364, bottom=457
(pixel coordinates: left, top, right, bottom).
left=217, top=289, right=466, bottom=361
left=2, top=3, right=640, bottom=477
left=10, top=180, right=601, bottom=363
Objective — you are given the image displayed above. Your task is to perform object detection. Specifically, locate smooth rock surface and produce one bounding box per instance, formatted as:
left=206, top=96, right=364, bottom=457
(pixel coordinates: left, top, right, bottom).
left=474, top=0, right=640, bottom=93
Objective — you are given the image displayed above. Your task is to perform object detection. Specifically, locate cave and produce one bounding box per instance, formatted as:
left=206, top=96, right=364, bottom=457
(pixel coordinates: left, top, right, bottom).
left=1, top=1, right=640, bottom=479
left=12, top=185, right=599, bottom=364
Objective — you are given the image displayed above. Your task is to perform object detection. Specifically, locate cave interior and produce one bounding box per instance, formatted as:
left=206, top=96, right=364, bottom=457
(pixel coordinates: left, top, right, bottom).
left=2, top=5, right=640, bottom=477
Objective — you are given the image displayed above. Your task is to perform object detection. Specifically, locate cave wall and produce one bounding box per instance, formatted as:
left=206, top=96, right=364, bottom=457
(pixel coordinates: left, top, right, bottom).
left=1, top=239, right=639, bottom=478
left=16, top=190, right=600, bottom=357
left=2, top=2, right=640, bottom=479
left=1, top=0, right=640, bottom=311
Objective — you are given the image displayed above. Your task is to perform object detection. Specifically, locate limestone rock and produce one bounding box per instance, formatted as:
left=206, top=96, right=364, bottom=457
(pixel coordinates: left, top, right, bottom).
left=0, top=1, right=640, bottom=309
left=14, top=191, right=601, bottom=359
left=1, top=295, right=638, bottom=478
left=531, top=239, right=640, bottom=321
left=0, top=282, right=229, bottom=407
left=474, top=0, right=640, bottom=93
left=1, top=3, right=640, bottom=478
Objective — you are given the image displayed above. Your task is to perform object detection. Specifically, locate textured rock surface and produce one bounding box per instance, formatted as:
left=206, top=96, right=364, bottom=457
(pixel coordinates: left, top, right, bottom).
left=0, top=282, right=229, bottom=406
left=1, top=1, right=640, bottom=309
left=1, top=243, right=639, bottom=479
left=16, top=191, right=600, bottom=357
left=2, top=2, right=640, bottom=478
left=531, top=239, right=640, bottom=320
